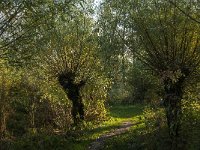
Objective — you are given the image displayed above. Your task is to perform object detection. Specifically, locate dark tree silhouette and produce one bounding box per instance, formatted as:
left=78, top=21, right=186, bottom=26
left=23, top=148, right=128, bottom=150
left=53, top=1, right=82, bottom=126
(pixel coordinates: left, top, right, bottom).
left=58, top=72, right=86, bottom=125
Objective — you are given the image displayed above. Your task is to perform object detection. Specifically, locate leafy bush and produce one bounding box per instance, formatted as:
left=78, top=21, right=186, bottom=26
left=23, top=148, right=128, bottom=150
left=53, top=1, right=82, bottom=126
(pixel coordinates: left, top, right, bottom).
left=181, top=91, right=200, bottom=149
left=143, top=106, right=166, bottom=133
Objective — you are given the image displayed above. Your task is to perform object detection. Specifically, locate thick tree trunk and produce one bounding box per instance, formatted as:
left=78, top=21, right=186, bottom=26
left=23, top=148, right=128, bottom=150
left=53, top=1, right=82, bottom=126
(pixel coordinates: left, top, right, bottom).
left=0, top=75, right=7, bottom=139
left=0, top=107, right=6, bottom=139
left=163, top=78, right=183, bottom=149
left=70, top=95, right=84, bottom=125
left=67, top=84, right=85, bottom=125
left=58, top=75, right=85, bottom=125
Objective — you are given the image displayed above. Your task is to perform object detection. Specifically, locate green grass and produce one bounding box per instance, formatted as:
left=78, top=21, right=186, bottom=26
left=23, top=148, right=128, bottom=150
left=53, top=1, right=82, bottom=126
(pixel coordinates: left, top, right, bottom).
left=1, top=104, right=144, bottom=150
left=81, top=104, right=144, bottom=140
left=102, top=104, right=200, bottom=150
left=109, top=105, right=143, bottom=118
left=101, top=105, right=170, bottom=150
left=102, top=124, right=171, bottom=150
left=2, top=104, right=199, bottom=150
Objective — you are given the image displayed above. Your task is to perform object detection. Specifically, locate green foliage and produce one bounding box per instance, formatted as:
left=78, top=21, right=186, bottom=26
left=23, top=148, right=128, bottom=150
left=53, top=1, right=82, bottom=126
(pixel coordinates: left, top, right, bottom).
left=0, top=62, right=20, bottom=138
left=181, top=88, right=200, bottom=149
left=0, top=0, right=200, bottom=149
left=143, top=106, right=166, bottom=133
left=127, top=60, right=162, bottom=103
left=98, top=0, right=200, bottom=145
left=1, top=104, right=144, bottom=150
left=0, top=0, right=110, bottom=138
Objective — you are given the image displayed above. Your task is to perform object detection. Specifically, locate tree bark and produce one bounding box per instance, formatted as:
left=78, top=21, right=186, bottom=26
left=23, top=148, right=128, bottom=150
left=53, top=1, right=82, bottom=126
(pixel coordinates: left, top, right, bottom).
left=71, top=99, right=84, bottom=124
left=163, top=78, right=183, bottom=149
left=0, top=74, right=7, bottom=139
left=58, top=75, right=85, bottom=125
left=0, top=106, right=6, bottom=139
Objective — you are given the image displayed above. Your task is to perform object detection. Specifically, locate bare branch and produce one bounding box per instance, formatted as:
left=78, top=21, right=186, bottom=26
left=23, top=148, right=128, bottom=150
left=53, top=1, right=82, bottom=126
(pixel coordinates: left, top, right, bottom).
left=168, top=0, right=200, bottom=24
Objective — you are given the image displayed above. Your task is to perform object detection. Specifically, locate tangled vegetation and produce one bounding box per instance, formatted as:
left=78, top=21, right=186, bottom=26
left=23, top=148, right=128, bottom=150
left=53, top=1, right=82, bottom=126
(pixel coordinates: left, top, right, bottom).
left=0, top=0, right=199, bottom=150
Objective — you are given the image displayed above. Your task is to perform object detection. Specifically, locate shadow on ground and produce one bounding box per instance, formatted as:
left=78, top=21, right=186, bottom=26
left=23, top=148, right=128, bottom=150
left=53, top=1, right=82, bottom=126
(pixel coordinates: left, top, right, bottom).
left=102, top=127, right=173, bottom=150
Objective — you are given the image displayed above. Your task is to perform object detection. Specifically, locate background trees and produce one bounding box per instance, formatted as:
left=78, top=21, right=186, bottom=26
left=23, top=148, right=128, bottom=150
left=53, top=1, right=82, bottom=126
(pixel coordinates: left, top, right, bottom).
left=0, top=0, right=199, bottom=149
left=131, top=2, right=199, bottom=147
left=98, top=0, right=200, bottom=147
left=0, top=0, right=80, bottom=65
left=0, top=0, right=109, bottom=137
left=40, top=6, right=107, bottom=124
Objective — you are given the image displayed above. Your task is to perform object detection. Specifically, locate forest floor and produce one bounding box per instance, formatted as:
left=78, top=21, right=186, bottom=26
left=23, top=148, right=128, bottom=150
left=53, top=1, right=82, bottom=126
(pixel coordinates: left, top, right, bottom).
left=1, top=104, right=146, bottom=150
left=88, top=121, right=141, bottom=150
left=86, top=104, right=145, bottom=150
left=1, top=104, right=199, bottom=150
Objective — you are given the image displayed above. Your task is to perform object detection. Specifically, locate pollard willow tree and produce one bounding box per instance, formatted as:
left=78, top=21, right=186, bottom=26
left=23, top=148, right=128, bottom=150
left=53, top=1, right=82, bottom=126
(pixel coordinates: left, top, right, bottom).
left=130, top=0, right=200, bottom=142
left=41, top=7, right=103, bottom=125
left=0, top=0, right=87, bottom=131
left=99, top=0, right=200, bottom=146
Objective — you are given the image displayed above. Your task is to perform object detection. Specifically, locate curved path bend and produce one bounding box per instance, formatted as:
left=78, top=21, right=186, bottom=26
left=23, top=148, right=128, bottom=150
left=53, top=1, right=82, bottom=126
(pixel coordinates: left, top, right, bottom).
left=88, top=121, right=140, bottom=150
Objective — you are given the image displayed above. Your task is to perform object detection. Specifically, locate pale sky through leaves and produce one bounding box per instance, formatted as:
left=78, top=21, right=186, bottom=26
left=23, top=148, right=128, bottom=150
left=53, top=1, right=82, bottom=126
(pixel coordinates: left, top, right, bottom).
left=94, top=0, right=102, bottom=7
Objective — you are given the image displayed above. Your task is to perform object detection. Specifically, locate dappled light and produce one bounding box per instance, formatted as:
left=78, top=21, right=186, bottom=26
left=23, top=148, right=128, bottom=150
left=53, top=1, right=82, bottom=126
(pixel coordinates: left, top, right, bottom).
left=0, top=0, right=200, bottom=150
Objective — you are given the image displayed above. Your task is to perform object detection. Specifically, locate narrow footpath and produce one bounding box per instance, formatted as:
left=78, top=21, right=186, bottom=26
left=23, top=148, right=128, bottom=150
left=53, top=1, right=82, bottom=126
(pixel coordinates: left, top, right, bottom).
left=88, top=121, right=140, bottom=150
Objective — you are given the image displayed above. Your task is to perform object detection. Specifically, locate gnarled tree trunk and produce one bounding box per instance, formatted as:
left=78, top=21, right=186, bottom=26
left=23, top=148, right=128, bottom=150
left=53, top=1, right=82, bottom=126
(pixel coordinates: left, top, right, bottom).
left=0, top=106, right=7, bottom=139
left=58, top=74, right=85, bottom=125
left=163, top=78, right=184, bottom=149
left=67, top=84, right=84, bottom=125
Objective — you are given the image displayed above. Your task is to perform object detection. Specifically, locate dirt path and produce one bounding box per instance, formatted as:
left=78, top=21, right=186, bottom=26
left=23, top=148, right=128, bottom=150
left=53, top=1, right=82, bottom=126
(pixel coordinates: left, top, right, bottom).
left=88, top=121, right=139, bottom=150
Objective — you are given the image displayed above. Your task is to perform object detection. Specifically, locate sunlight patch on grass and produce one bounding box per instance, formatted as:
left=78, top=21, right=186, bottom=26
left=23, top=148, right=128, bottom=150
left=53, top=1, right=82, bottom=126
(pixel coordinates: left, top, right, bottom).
left=4, top=104, right=145, bottom=150
left=79, top=104, right=145, bottom=143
